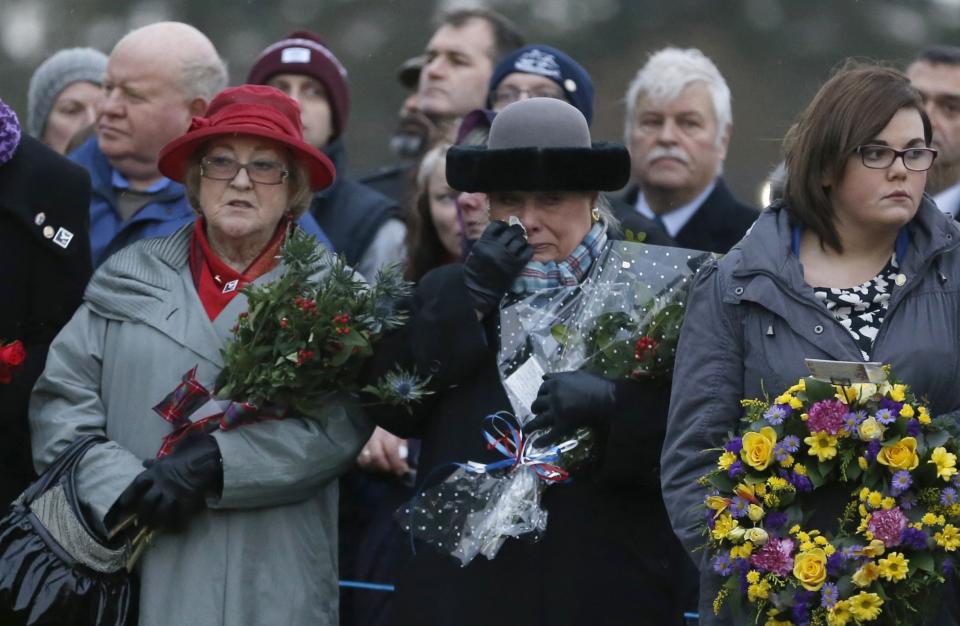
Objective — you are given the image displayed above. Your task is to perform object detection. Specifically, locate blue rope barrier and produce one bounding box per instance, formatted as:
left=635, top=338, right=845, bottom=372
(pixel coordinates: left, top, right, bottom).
left=338, top=580, right=396, bottom=592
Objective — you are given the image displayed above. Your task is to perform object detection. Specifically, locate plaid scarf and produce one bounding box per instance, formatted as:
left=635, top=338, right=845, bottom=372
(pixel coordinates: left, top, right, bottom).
left=511, top=222, right=607, bottom=295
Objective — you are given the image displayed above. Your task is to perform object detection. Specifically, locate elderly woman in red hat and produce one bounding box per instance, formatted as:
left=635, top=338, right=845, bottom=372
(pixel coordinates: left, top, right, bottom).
left=28, top=85, right=372, bottom=626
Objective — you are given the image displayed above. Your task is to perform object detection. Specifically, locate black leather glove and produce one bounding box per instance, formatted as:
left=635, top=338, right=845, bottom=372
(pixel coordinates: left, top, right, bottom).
left=463, top=221, right=533, bottom=317
left=109, top=434, right=223, bottom=532
left=527, top=371, right=617, bottom=445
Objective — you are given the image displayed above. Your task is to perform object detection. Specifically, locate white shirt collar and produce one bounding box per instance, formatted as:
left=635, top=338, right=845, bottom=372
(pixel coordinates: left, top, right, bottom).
left=634, top=179, right=718, bottom=237
left=933, top=182, right=960, bottom=219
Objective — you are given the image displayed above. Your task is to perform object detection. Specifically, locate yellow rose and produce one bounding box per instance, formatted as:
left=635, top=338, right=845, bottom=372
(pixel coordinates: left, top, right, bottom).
left=728, top=526, right=747, bottom=542
left=741, top=427, right=777, bottom=471
left=745, top=527, right=769, bottom=545
left=899, top=404, right=915, bottom=418
left=890, top=384, right=907, bottom=402
left=793, top=548, right=828, bottom=591
left=918, top=406, right=931, bottom=425
left=877, top=437, right=920, bottom=471
left=857, top=416, right=885, bottom=441
left=748, top=504, right=765, bottom=522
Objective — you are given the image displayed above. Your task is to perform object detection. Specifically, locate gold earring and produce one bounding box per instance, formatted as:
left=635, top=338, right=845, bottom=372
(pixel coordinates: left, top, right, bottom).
left=591, top=207, right=600, bottom=222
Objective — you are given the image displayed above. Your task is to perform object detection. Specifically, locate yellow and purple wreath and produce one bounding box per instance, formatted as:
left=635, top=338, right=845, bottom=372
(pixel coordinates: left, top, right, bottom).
left=700, top=369, right=960, bottom=625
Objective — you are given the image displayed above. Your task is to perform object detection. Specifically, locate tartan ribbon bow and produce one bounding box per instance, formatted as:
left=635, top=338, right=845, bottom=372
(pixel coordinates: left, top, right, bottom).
left=152, top=366, right=281, bottom=457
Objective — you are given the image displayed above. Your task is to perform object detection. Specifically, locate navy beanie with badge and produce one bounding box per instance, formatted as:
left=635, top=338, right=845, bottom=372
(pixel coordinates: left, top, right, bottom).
left=247, top=31, right=350, bottom=139
left=486, top=44, right=594, bottom=125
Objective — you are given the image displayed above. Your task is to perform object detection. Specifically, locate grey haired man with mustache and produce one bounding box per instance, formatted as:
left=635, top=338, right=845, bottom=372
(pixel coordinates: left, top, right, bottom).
left=616, top=47, right=758, bottom=254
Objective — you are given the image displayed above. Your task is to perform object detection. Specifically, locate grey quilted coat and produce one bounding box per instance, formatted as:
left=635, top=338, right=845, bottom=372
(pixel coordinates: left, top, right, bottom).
left=662, top=198, right=960, bottom=624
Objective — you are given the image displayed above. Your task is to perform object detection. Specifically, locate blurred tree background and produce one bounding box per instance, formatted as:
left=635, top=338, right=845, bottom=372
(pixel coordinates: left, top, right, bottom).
left=1, top=0, right=959, bottom=204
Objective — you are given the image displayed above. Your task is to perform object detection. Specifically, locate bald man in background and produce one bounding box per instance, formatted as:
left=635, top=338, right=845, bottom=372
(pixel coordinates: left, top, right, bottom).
left=71, top=21, right=328, bottom=266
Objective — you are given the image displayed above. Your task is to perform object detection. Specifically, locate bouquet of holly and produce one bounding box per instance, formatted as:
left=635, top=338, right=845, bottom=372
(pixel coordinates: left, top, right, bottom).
left=700, top=368, right=960, bottom=625
left=153, top=230, right=429, bottom=457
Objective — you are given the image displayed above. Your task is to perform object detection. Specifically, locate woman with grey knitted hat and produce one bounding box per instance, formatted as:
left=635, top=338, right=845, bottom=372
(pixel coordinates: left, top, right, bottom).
left=27, top=47, right=107, bottom=154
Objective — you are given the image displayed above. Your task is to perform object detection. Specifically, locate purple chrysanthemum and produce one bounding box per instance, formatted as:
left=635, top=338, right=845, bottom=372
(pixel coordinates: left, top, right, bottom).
left=891, top=470, right=913, bottom=495
left=867, top=507, right=908, bottom=548
left=724, top=437, right=743, bottom=454
left=866, top=440, right=882, bottom=462
left=750, top=537, right=795, bottom=576
left=821, top=582, right=839, bottom=609
left=764, top=404, right=791, bottom=425
left=900, top=527, right=928, bottom=550
left=807, top=399, right=849, bottom=435
left=875, top=408, right=896, bottom=426
left=942, top=488, right=958, bottom=506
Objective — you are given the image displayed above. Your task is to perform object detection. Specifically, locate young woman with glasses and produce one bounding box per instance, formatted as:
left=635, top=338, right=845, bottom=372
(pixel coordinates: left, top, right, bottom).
left=662, top=64, right=960, bottom=624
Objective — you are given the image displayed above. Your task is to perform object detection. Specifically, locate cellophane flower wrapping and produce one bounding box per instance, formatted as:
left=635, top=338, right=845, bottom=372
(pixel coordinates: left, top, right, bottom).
left=399, top=241, right=712, bottom=565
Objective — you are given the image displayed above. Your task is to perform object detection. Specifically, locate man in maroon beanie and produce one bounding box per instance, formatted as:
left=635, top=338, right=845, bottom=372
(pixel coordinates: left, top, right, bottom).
left=248, top=31, right=404, bottom=281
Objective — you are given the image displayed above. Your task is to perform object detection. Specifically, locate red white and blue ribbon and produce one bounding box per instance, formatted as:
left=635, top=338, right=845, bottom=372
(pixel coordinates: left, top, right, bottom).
left=464, top=411, right=573, bottom=483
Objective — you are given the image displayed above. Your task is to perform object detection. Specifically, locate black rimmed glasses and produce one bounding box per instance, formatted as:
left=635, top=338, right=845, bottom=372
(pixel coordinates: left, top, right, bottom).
left=855, top=145, right=938, bottom=172
left=200, top=156, right=289, bottom=185
left=490, top=86, right=566, bottom=108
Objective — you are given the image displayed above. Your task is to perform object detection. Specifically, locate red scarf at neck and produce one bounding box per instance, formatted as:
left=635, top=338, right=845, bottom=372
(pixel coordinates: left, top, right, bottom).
left=188, top=218, right=288, bottom=320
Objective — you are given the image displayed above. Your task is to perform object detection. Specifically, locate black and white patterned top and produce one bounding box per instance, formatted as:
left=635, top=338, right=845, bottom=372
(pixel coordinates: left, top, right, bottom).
left=813, top=254, right=899, bottom=361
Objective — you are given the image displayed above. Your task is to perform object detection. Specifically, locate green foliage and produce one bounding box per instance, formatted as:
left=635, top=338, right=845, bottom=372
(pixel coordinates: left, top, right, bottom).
left=215, top=230, right=424, bottom=417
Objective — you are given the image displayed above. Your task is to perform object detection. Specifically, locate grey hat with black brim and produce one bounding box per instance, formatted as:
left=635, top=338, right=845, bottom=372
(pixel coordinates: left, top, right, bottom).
left=445, top=97, right=630, bottom=193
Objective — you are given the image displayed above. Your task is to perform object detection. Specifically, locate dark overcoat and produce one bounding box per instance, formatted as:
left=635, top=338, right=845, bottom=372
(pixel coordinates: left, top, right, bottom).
left=0, top=135, right=91, bottom=505
left=618, top=178, right=758, bottom=254
left=368, top=263, right=686, bottom=626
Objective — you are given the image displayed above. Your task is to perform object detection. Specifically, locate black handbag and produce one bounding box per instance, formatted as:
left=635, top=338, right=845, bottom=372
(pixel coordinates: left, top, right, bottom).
left=0, top=435, right=137, bottom=625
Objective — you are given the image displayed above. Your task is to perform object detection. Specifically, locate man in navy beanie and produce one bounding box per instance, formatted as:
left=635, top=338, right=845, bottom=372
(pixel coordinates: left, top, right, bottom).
left=486, top=44, right=594, bottom=123
left=248, top=31, right=404, bottom=281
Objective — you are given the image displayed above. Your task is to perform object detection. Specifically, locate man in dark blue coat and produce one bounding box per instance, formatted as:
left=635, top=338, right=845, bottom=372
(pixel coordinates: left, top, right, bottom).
left=248, top=31, right=404, bottom=281
left=618, top=46, right=758, bottom=254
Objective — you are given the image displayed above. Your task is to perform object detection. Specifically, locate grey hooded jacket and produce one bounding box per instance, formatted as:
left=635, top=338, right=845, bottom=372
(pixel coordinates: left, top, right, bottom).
left=662, top=197, right=960, bottom=624
left=29, top=225, right=372, bottom=626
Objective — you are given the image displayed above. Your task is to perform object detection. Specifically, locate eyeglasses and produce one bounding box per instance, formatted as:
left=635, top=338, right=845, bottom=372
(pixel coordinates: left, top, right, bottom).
left=491, top=85, right=566, bottom=108
left=855, top=145, right=938, bottom=172
left=200, top=156, right=289, bottom=185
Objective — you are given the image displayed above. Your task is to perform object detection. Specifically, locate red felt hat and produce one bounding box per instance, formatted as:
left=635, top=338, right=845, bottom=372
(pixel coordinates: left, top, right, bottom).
left=158, top=84, right=335, bottom=191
